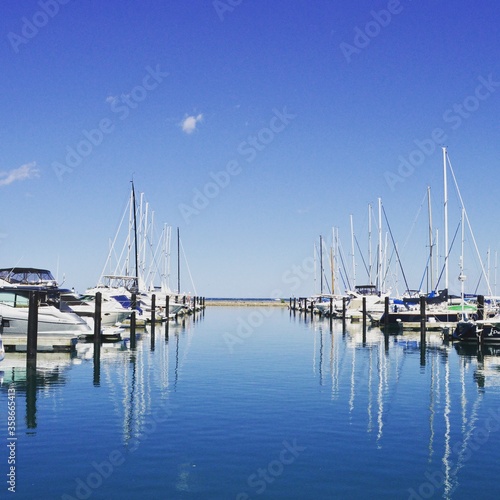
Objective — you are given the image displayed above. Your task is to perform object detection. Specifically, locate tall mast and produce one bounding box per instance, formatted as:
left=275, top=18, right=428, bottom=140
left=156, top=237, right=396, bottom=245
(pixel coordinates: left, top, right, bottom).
left=368, top=204, right=372, bottom=284
left=427, top=186, right=434, bottom=292
left=435, top=229, right=439, bottom=290
left=378, top=198, right=383, bottom=291
left=177, top=227, right=181, bottom=294
left=459, top=207, right=466, bottom=311
left=320, top=235, right=323, bottom=295
left=331, top=227, right=335, bottom=295
left=131, top=181, right=139, bottom=292
left=350, top=214, right=356, bottom=287
left=443, top=147, right=449, bottom=291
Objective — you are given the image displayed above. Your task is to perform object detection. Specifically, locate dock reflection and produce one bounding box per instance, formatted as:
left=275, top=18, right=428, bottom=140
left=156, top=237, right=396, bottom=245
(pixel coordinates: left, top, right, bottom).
left=298, top=314, right=500, bottom=496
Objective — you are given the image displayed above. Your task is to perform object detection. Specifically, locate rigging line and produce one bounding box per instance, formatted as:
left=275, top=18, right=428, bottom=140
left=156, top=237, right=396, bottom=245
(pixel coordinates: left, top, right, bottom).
left=402, top=188, right=428, bottom=250
left=382, top=245, right=396, bottom=286
left=179, top=237, right=197, bottom=296
left=337, top=242, right=351, bottom=291
left=338, top=267, right=348, bottom=292
left=434, top=221, right=461, bottom=291
left=354, top=235, right=370, bottom=282
left=99, top=193, right=131, bottom=282
left=418, top=253, right=432, bottom=292
left=473, top=272, right=483, bottom=295
left=382, top=204, right=410, bottom=293
left=314, top=241, right=332, bottom=294
left=447, top=154, right=493, bottom=296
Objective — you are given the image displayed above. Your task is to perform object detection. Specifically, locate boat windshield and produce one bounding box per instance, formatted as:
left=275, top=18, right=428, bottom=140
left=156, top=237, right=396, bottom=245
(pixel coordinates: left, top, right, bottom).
left=0, top=268, right=56, bottom=285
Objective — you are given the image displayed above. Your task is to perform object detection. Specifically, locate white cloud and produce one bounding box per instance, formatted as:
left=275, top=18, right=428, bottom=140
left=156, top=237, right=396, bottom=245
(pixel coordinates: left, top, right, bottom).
left=0, top=162, right=40, bottom=187
left=181, top=113, right=203, bottom=134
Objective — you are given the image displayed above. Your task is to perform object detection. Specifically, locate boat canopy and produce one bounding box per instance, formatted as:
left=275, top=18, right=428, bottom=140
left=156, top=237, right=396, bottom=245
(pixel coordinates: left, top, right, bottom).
left=0, top=267, right=57, bottom=286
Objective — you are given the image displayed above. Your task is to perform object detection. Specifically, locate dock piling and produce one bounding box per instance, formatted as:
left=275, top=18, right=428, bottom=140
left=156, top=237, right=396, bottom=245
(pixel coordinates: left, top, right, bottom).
left=362, top=297, right=367, bottom=328
left=27, top=291, right=39, bottom=364
left=130, top=292, right=137, bottom=348
left=477, top=295, right=484, bottom=321
left=151, top=294, right=156, bottom=333
left=384, top=296, right=389, bottom=330
left=94, top=292, right=102, bottom=344
left=420, top=296, right=426, bottom=366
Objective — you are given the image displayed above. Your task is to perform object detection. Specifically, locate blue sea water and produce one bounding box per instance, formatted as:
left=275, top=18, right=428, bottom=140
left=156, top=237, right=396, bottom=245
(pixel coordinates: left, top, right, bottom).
left=1, top=307, right=500, bottom=499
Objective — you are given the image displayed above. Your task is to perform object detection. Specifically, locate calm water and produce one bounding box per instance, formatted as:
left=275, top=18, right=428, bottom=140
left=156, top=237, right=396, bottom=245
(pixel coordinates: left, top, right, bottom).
left=1, top=307, right=500, bottom=499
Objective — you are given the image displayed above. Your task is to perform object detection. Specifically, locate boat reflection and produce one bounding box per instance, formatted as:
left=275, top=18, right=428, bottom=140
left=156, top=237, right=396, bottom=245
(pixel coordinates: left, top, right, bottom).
left=298, top=314, right=496, bottom=496
left=454, top=342, right=500, bottom=390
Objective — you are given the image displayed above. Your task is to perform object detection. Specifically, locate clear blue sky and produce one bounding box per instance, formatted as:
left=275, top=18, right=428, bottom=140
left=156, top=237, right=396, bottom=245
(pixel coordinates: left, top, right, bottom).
left=1, top=0, right=499, bottom=297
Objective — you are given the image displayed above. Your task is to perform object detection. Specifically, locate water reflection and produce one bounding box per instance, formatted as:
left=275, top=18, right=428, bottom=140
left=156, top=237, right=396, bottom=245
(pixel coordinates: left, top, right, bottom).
left=0, top=351, right=76, bottom=432
left=298, top=314, right=500, bottom=497
left=0, top=312, right=200, bottom=440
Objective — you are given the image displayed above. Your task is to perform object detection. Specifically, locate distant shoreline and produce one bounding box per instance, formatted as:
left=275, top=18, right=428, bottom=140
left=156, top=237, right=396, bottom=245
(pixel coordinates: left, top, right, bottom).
left=205, top=298, right=287, bottom=307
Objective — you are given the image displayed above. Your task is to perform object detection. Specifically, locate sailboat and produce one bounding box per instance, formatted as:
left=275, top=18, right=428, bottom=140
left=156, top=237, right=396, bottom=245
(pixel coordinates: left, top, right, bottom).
left=87, top=182, right=186, bottom=323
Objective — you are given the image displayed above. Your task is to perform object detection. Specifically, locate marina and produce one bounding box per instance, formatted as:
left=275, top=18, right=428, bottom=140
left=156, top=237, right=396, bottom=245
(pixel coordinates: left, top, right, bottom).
left=1, top=306, right=500, bottom=498
left=2, top=3, right=498, bottom=499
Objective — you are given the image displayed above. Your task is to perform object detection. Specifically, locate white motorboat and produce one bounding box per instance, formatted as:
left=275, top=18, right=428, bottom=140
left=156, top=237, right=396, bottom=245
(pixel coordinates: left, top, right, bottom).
left=59, top=289, right=132, bottom=327
left=0, top=287, right=91, bottom=339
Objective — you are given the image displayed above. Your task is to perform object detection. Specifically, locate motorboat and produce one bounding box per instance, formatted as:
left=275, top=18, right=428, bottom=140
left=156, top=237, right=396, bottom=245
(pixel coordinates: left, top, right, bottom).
left=59, top=289, right=132, bottom=327
left=0, top=286, right=91, bottom=341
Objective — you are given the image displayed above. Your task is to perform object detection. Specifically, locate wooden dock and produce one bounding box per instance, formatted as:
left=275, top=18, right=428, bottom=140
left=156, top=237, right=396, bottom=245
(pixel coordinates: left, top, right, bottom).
left=2, top=334, right=78, bottom=353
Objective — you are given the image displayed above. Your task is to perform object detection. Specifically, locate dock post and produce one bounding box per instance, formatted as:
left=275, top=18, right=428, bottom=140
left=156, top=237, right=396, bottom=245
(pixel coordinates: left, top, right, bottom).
left=329, top=297, right=333, bottom=318
left=384, top=296, right=389, bottom=330
left=150, top=294, right=156, bottom=351
left=166, top=295, right=170, bottom=321
left=477, top=295, right=484, bottom=321
left=293, top=298, right=296, bottom=315
left=94, top=292, right=102, bottom=344
left=420, top=296, right=426, bottom=366
left=130, top=292, right=137, bottom=348
left=420, top=296, right=426, bottom=337
left=310, top=300, right=314, bottom=318
left=383, top=296, right=390, bottom=352
left=93, top=292, right=102, bottom=386
left=27, top=291, right=39, bottom=364
left=151, top=294, right=156, bottom=333
left=342, top=296, right=347, bottom=324
left=362, top=297, right=367, bottom=343
left=26, top=290, right=39, bottom=427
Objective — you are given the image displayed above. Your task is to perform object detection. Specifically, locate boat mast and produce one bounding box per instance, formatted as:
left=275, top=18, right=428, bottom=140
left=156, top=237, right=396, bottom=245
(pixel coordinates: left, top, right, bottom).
left=320, top=234, right=323, bottom=295
left=459, top=207, right=466, bottom=314
left=350, top=214, right=356, bottom=287
left=435, top=229, right=439, bottom=290
left=377, top=198, right=383, bottom=292
left=131, top=181, right=139, bottom=292
left=427, top=186, right=434, bottom=292
left=368, top=203, right=372, bottom=285
left=331, top=227, right=335, bottom=295
left=177, top=227, right=181, bottom=294
left=443, top=147, right=449, bottom=292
